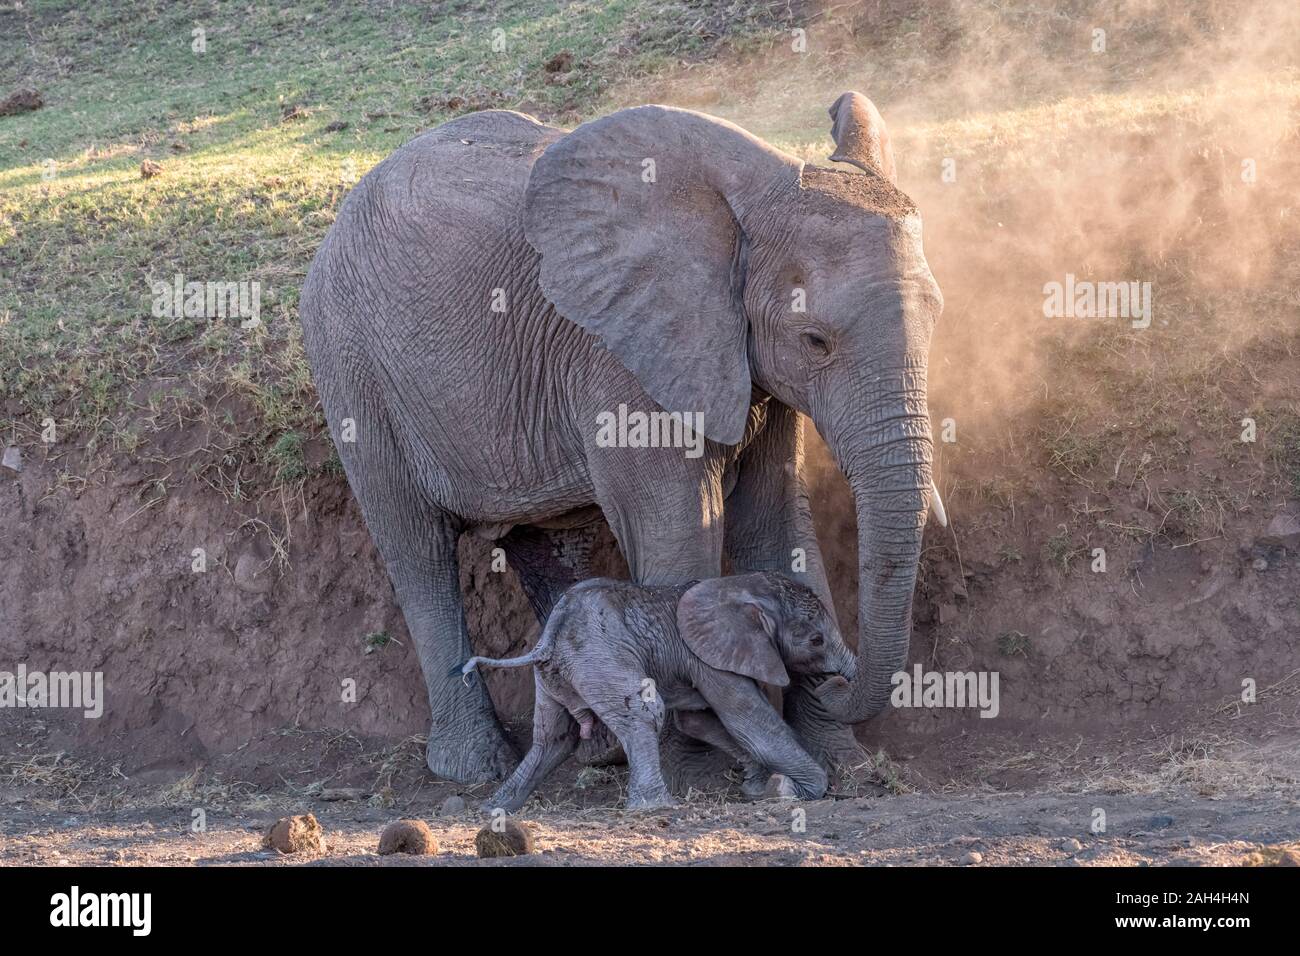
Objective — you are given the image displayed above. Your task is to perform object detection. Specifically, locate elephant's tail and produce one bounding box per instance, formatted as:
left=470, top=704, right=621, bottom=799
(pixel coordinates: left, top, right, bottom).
left=459, top=644, right=549, bottom=677
left=458, top=616, right=557, bottom=679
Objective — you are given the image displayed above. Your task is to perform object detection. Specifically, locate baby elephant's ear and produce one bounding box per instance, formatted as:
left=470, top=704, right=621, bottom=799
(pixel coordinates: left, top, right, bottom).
left=677, top=578, right=790, bottom=688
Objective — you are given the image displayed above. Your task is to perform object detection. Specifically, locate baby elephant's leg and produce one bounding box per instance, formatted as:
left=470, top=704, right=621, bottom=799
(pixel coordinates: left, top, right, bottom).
left=581, top=677, right=676, bottom=810
left=608, top=700, right=676, bottom=809
left=694, top=669, right=829, bottom=799
left=674, top=709, right=771, bottom=799
left=483, top=673, right=579, bottom=813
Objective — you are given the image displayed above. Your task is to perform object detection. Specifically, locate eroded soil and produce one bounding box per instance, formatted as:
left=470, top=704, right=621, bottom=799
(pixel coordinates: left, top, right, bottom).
left=3, top=686, right=1296, bottom=867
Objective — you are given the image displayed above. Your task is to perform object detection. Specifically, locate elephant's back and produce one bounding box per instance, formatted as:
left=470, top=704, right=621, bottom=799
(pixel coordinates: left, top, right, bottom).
left=301, top=109, right=572, bottom=395
left=366, top=110, right=564, bottom=233
left=300, top=111, right=605, bottom=519
left=304, top=109, right=563, bottom=313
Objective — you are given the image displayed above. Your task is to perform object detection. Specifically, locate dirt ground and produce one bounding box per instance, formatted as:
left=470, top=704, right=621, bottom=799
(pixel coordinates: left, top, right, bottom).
left=3, top=680, right=1296, bottom=867
left=4, top=787, right=1298, bottom=868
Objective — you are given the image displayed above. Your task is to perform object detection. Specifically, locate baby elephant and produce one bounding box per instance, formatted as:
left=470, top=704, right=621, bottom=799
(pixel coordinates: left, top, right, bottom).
left=461, top=571, right=856, bottom=811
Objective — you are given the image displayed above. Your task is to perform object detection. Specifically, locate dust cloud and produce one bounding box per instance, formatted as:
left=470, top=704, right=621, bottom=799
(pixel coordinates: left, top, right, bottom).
left=620, top=0, right=1299, bottom=493
left=610, top=0, right=1300, bottom=638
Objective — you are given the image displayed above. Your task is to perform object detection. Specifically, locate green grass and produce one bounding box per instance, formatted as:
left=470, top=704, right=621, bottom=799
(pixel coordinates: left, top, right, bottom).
left=363, top=630, right=396, bottom=654
left=0, top=0, right=796, bottom=487
left=3, top=0, right=1299, bottom=545
left=1042, top=530, right=1078, bottom=572
left=268, top=429, right=307, bottom=481
left=1268, top=412, right=1300, bottom=498
left=996, top=631, right=1030, bottom=657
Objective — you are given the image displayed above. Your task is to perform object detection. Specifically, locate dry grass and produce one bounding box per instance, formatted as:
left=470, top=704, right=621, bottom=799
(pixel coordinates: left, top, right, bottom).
left=1082, top=732, right=1300, bottom=798
left=0, top=750, right=100, bottom=800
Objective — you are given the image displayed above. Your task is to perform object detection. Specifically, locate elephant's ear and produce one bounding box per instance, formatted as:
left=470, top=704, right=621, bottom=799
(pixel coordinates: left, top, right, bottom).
left=677, top=577, right=790, bottom=688
left=523, top=105, right=801, bottom=446
left=828, top=91, right=897, bottom=183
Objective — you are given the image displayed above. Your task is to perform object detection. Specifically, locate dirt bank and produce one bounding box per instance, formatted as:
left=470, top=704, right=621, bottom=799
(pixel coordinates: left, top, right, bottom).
left=2, top=423, right=1296, bottom=788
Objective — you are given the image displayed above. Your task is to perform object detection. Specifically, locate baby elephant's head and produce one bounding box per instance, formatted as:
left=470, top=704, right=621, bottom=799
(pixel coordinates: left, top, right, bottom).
left=677, top=572, right=856, bottom=688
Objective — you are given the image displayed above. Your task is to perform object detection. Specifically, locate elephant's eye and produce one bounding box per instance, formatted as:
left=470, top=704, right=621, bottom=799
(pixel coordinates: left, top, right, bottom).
left=810, top=635, right=824, bottom=647
left=802, top=332, right=831, bottom=356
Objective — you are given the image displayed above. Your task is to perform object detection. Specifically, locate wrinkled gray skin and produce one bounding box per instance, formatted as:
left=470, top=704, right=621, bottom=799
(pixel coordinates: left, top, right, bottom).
left=299, top=90, right=941, bottom=784
left=463, top=572, right=856, bottom=810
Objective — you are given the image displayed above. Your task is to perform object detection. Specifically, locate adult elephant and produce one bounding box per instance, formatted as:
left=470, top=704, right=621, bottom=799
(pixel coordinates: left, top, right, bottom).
left=300, top=91, right=944, bottom=783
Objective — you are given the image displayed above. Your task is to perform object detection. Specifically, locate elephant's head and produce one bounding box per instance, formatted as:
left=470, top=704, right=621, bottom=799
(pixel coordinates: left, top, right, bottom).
left=676, top=572, right=856, bottom=686
left=524, top=91, right=941, bottom=723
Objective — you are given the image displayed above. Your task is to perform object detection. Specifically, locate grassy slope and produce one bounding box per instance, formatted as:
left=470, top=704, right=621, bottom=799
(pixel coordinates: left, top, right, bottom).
left=1, top=0, right=1297, bottom=528
left=0, top=0, right=798, bottom=489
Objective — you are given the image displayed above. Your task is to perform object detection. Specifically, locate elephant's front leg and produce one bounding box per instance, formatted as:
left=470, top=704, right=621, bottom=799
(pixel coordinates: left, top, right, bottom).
left=675, top=709, right=771, bottom=800
left=722, top=402, right=866, bottom=772
left=693, top=668, right=828, bottom=800
left=584, top=396, right=729, bottom=585
left=586, top=428, right=732, bottom=789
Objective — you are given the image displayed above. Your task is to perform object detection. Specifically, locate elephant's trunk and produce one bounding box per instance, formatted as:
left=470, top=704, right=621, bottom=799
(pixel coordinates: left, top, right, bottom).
left=818, top=356, right=933, bottom=723
left=831, top=641, right=857, bottom=680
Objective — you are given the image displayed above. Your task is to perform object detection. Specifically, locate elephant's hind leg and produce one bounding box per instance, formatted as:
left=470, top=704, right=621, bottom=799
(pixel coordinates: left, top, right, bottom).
left=332, top=395, right=517, bottom=784
left=483, top=673, right=579, bottom=813
left=572, top=670, right=676, bottom=810
left=500, top=523, right=626, bottom=768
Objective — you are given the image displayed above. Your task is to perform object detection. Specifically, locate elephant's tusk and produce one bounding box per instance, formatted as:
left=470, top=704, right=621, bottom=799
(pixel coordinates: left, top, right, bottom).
left=929, top=483, right=948, bottom=528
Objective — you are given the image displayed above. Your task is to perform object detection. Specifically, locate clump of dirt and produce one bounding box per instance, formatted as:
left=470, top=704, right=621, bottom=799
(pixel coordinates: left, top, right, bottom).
left=1244, top=845, right=1300, bottom=867
left=0, top=87, right=42, bottom=116
left=378, top=819, right=437, bottom=856
left=416, top=90, right=505, bottom=116
left=263, top=813, right=325, bottom=854
left=799, top=163, right=916, bottom=219
left=543, top=50, right=574, bottom=74
left=475, top=819, right=535, bottom=858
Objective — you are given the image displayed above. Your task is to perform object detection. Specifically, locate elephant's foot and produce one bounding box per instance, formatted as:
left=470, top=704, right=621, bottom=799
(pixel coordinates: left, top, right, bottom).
left=425, top=715, right=519, bottom=784
left=784, top=681, right=868, bottom=773
left=740, top=766, right=772, bottom=801
left=762, top=773, right=800, bottom=800
left=480, top=787, right=528, bottom=815
left=626, top=786, right=678, bottom=811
